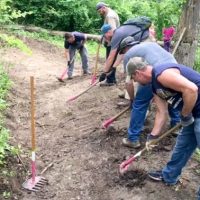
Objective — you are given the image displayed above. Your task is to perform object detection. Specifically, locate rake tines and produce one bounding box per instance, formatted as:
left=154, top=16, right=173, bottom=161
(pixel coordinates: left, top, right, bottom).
left=22, top=176, right=48, bottom=192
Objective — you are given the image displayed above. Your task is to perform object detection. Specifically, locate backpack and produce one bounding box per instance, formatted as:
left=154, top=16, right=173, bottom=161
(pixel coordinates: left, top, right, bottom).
left=122, top=16, right=152, bottom=41
left=123, top=16, right=152, bottom=30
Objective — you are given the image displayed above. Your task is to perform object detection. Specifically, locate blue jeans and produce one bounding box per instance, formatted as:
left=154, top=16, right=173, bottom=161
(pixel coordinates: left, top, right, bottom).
left=128, top=83, right=180, bottom=142
left=67, top=45, right=89, bottom=77
left=162, top=118, right=200, bottom=199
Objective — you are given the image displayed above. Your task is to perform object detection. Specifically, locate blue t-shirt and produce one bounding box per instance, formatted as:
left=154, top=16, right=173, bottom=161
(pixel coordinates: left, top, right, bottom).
left=64, top=32, right=85, bottom=49
left=152, top=63, right=200, bottom=117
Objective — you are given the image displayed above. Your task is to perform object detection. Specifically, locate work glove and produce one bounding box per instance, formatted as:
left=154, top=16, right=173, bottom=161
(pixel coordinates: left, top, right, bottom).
left=181, top=113, right=194, bottom=127
left=99, top=72, right=107, bottom=82
left=146, top=133, right=159, bottom=151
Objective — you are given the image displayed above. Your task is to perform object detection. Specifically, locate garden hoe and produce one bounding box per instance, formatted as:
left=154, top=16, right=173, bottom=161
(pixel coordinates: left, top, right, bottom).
left=119, top=123, right=182, bottom=174
left=91, top=42, right=101, bottom=85
left=22, top=76, right=47, bottom=192
left=102, top=106, right=130, bottom=129
left=57, top=54, right=76, bottom=82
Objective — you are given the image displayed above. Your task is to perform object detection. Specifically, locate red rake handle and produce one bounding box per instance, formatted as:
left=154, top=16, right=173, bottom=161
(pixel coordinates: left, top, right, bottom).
left=102, top=118, right=114, bottom=128
left=119, top=149, right=146, bottom=174
left=91, top=74, right=97, bottom=85
left=67, top=81, right=99, bottom=102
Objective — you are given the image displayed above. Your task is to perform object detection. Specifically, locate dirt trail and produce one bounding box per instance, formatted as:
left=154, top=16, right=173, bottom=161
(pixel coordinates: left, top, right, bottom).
left=1, top=38, right=199, bottom=200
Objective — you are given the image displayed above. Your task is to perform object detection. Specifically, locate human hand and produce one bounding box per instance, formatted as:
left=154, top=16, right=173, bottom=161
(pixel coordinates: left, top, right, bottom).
left=99, top=72, right=107, bottom=82
left=145, top=133, right=159, bottom=151
left=181, top=113, right=194, bottom=127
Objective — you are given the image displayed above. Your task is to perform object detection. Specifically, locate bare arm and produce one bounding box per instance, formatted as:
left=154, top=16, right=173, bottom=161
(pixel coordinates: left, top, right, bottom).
left=157, top=68, right=198, bottom=116
left=113, top=54, right=124, bottom=68
left=125, top=80, right=135, bottom=101
left=151, top=95, right=168, bottom=136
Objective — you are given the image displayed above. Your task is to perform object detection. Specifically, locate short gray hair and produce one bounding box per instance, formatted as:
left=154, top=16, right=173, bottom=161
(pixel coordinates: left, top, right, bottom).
left=126, top=57, right=148, bottom=76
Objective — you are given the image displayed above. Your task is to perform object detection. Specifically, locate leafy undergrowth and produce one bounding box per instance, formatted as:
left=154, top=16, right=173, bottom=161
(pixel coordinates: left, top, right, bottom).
left=0, top=62, right=25, bottom=199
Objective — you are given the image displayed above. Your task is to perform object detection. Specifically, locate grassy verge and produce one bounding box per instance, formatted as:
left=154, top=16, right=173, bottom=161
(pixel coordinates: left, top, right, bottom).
left=10, top=30, right=106, bottom=58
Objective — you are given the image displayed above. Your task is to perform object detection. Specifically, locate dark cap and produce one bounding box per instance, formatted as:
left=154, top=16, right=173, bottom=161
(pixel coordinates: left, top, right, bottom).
left=96, top=2, right=109, bottom=10
left=119, top=36, right=140, bottom=54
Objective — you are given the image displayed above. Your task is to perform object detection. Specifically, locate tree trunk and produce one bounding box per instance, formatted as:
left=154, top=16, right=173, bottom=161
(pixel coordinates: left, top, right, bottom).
left=174, top=0, right=200, bottom=67
left=0, top=25, right=101, bottom=42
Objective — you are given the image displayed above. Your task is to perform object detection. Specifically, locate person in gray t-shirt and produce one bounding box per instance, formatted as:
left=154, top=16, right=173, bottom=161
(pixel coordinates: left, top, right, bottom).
left=96, top=2, right=120, bottom=58
left=99, top=23, right=149, bottom=86
left=118, top=36, right=180, bottom=148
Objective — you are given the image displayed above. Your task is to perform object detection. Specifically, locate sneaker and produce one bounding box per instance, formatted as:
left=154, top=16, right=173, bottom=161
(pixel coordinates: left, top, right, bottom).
left=122, top=138, right=141, bottom=149
left=100, top=81, right=115, bottom=87
left=148, top=170, right=163, bottom=181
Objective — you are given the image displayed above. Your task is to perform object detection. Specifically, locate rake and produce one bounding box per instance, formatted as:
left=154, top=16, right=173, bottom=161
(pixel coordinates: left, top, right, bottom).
left=57, top=54, right=76, bottom=82
left=119, top=123, right=182, bottom=174
left=67, top=80, right=99, bottom=102
left=22, top=76, right=47, bottom=192
left=91, top=42, right=101, bottom=85
left=102, top=106, right=130, bottom=128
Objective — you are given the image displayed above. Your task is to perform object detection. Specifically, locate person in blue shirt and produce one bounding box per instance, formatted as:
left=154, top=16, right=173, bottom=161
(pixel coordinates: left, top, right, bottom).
left=63, top=32, right=90, bottom=79
left=126, top=56, right=200, bottom=200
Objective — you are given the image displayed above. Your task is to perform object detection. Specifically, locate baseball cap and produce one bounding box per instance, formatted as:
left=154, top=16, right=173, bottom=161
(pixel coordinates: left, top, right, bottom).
left=101, top=24, right=112, bottom=35
left=126, top=57, right=148, bottom=77
left=119, top=36, right=140, bottom=54
left=96, top=2, right=109, bottom=10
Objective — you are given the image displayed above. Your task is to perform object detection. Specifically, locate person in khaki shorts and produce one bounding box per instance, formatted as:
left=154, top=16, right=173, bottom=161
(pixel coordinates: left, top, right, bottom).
left=96, top=2, right=120, bottom=58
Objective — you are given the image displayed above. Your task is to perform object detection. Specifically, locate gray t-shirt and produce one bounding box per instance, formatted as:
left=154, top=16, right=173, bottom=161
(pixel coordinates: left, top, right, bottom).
left=124, top=42, right=177, bottom=72
left=104, top=8, right=120, bottom=30
left=111, top=25, right=149, bottom=50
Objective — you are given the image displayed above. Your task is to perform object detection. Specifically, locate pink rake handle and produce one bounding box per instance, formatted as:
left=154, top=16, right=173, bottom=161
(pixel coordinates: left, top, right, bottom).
left=91, top=74, right=97, bottom=85
left=102, top=106, right=130, bottom=129
left=102, top=118, right=114, bottom=128
left=67, top=81, right=99, bottom=103
left=59, top=68, right=67, bottom=80
left=119, top=149, right=145, bottom=174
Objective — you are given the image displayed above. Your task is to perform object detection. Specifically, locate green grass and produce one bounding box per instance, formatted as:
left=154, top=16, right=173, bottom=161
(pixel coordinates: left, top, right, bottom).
left=10, top=30, right=106, bottom=58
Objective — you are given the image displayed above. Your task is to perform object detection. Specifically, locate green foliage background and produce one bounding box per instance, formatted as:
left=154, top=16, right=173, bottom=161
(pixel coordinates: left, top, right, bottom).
left=1, top=0, right=186, bottom=39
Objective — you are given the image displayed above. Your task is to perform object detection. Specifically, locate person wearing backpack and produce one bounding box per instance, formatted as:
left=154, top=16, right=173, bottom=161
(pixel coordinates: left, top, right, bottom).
left=99, top=16, right=151, bottom=86
left=118, top=36, right=180, bottom=148
left=96, top=2, right=120, bottom=58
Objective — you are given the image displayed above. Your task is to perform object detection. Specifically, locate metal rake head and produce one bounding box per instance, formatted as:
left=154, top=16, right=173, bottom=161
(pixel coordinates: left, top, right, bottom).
left=22, top=176, right=48, bottom=192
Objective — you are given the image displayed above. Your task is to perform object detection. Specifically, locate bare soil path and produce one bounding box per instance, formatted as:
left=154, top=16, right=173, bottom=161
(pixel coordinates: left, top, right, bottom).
left=1, top=38, right=199, bottom=200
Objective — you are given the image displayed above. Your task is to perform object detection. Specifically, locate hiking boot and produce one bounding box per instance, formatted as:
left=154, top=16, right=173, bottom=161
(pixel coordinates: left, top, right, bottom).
left=122, top=138, right=141, bottom=148
left=118, top=91, right=125, bottom=98
left=148, top=170, right=163, bottom=181
left=100, top=81, right=116, bottom=87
